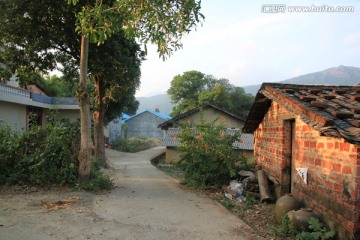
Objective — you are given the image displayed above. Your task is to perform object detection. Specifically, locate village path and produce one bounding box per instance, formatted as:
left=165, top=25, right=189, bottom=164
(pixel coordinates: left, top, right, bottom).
left=92, top=146, right=265, bottom=240
left=0, top=147, right=265, bottom=240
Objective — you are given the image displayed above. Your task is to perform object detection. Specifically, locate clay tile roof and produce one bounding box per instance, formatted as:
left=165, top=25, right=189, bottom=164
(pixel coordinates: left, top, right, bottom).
left=162, top=128, right=254, bottom=150
left=158, top=104, right=244, bottom=130
left=243, top=83, right=360, bottom=144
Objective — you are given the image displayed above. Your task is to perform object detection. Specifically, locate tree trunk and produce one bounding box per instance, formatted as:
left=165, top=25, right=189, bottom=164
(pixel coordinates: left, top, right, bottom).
left=93, top=75, right=107, bottom=167
left=78, top=36, right=93, bottom=185
left=257, top=170, right=272, bottom=203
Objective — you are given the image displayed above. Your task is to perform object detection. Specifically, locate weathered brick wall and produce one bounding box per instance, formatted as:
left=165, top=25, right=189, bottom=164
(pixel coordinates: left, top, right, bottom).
left=254, top=101, right=360, bottom=239
left=254, top=102, right=292, bottom=187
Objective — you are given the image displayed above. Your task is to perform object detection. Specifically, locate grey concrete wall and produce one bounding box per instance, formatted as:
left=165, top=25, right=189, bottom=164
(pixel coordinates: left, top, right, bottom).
left=108, top=119, right=122, bottom=143
left=124, top=112, right=167, bottom=140
left=0, top=101, right=26, bottom=132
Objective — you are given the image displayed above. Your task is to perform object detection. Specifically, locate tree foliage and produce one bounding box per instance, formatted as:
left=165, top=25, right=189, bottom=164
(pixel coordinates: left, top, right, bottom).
left=168, top=71, right=255, bottom=118
left=0, top=0, right=80, bottom=82
left=0, top=0, right=141, bottom=119
left=0, top=0, right=204, bottom=184
left=69, top=0, right=204, bottom=58
left=89, top=31, right=144, bottom=124
left=70, top=0, right=204, bottom=182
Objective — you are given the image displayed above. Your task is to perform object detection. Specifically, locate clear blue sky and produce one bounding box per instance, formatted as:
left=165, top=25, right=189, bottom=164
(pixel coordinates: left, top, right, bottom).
left=136, top=0, right=360, bottom=97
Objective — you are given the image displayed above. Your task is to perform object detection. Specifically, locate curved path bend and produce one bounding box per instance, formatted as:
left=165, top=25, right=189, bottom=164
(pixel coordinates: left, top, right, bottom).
left=96, top=147, right=265, bottom=240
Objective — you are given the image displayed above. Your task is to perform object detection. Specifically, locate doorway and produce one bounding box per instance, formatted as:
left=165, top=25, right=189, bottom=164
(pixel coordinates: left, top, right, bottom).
left=283, top=119, right=295, bottom=194
left=26, top=106, right=43, bottom=129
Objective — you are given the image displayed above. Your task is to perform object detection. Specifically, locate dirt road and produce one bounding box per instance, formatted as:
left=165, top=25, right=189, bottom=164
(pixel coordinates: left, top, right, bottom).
left=1, top=147, right=265, bottom=240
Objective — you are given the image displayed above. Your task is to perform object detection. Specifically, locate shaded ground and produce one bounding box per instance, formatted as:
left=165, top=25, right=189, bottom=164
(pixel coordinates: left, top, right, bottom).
left=155, top=160, right=289, bottom=240
left=1, top=147, right=266, bottom=240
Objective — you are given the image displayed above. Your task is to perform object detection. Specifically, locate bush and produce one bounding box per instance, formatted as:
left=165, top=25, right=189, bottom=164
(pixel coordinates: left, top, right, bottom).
left=0, top=126, right=19, bottom=183
left=271, top=215, right=336, bottom=240
left=112, top=137, right=156, bottom=152
left=0, top=113, right=114, bottom=191
left=78, top=158, right=113, bottom=191
left=272, top=214, right=297, bottom=238
left=0, top=120, right=80, bottom=185
left=177, top=117, right=250, bottom=188
left=296, top=218, right=335, bottom=240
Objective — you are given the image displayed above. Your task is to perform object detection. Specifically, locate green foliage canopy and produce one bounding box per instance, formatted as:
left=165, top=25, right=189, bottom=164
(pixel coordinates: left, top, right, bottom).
left=167, top=71, right=255, bottom=118
left=69, top=0, right=204, bottom=58
left=0, top=0, right=142, bottom=122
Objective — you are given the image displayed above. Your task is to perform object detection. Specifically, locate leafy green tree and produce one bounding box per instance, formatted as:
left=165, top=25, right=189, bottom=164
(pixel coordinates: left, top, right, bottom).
left=44, top=75, right=77, bottom=97
left=0, top=0, right=145, bottom=182
left=168, top=71, right=254, bottom=118
left=89, top=31, right=144, bottom=165
left=0, top=0, right=204, bottom=184
left=69, top=0, right=204, bottom=183
left=0, top=0, right=80, bottom=82
left=168, top=71, right=216, bottom=116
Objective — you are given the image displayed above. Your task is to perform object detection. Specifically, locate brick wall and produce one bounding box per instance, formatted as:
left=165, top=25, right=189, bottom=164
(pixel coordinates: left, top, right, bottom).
left=254, top=101, right=360, bottom=239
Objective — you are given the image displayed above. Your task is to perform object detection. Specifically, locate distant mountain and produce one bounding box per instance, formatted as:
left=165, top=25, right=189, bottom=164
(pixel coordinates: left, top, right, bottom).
left=136, top=66, right=360, bottom=114
left=243, top=65, right=360, bottom=96
left=136, top=94, right=173, bottom=115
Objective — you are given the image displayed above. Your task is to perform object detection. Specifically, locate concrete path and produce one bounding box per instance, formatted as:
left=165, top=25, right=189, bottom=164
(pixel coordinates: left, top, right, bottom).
left=94, top=147, right=265, bottom=240
left=0, top=147, right=265, bottom=240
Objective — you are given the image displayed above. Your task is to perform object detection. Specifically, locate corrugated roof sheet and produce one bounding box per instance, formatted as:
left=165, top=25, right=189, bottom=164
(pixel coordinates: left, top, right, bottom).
left=162, top=128, right=254, bottom=150
left=243, top=83, right=360, bottom=144
left=125, top=109, right=171, bottom=122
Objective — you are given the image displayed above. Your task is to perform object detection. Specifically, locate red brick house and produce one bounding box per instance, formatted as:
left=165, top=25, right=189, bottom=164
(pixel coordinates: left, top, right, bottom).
left=242, top=83, right=360, bottom=239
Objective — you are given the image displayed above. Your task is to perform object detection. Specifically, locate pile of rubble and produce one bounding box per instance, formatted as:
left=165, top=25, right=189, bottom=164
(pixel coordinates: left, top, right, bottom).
left=223, top=169, right=273, bottom=204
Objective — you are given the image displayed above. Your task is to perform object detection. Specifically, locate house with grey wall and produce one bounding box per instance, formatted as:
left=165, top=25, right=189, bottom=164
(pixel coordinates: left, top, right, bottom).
left=0, top=81, right=79, bottom=132
left=107, top=113, right=131, bottom=144
left=158, top=104, right=254, bottom=163
left=122, top=109, right=171, bottom=140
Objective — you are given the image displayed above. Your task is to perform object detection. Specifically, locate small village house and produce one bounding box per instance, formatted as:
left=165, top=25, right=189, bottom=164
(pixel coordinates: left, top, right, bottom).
left=0, top=80, right=79, bottom=132
left=122, top=109, right=171, bottom=140
left=159, top=104, right=254, bottom=163
left=242, top=83, right=360, bottom=239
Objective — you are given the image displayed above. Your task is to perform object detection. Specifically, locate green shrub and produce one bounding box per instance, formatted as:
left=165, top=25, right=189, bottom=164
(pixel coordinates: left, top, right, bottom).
left=177, top=118, right=250, bottom=188
left=79, top=158, right=113, bottom=191
left=272, top=214, right=298, bottom=238
left=0, top=120, right=80, bottom=186
left=220, top=199, right=235, bottom=209
left=296, top=217, right=335, bottom=240
left=0, top=114, right=114, bottom=191
left=112, top=137, right=155, bottom=152
left=0, top=126, right=19, bottom=183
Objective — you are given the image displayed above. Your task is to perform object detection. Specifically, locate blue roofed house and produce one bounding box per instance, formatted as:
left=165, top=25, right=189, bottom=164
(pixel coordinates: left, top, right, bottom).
left=122, top=109, right=171, bottom=140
